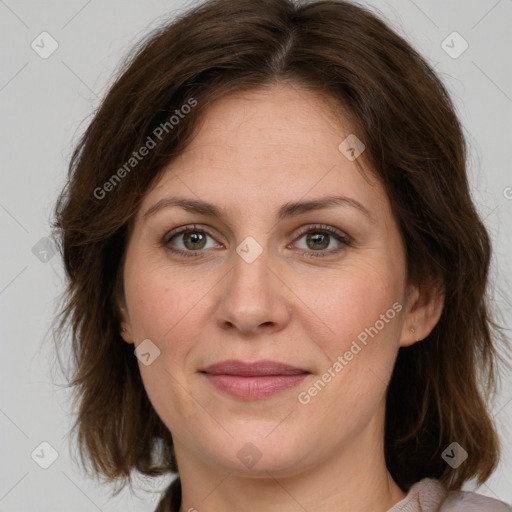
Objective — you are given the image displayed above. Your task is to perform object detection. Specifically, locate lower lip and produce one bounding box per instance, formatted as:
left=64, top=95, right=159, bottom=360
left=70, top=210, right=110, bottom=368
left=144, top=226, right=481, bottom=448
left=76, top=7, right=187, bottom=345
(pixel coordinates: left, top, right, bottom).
left=203, top=373, right=309, bottom=400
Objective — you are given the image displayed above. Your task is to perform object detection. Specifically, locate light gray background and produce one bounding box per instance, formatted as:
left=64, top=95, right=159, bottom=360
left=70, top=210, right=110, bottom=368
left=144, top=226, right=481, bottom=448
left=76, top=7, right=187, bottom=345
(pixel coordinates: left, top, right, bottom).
left=0, top=0, right=511, bottom=510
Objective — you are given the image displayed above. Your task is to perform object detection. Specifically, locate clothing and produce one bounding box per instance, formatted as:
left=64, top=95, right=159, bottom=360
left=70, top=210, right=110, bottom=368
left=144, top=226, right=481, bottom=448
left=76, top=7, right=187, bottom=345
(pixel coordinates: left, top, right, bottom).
left=388, top=478, right=511, bottom=512
left=154, top=476, right=512, bottom=511
left=154, top=476, right=180, bottom=512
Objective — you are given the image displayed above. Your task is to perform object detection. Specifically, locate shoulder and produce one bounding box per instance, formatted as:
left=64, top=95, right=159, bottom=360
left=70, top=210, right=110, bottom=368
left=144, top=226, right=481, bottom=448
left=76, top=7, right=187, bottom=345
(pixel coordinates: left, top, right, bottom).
left=154, top=476, right=181, bottom=512
left=389, top=478, right=511, bottom=512
left=440, top=486, right=512, bottom=511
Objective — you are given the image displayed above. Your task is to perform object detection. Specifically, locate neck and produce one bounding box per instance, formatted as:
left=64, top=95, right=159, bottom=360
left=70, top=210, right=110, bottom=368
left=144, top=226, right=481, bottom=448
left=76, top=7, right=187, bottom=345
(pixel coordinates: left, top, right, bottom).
left=175, top=409, right=406, bottom=512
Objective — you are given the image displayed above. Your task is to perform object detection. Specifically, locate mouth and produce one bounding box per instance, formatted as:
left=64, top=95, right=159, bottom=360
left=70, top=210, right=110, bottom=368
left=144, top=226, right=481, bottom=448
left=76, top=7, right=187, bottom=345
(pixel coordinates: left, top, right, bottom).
left=200, top=360, right=311, bottom=400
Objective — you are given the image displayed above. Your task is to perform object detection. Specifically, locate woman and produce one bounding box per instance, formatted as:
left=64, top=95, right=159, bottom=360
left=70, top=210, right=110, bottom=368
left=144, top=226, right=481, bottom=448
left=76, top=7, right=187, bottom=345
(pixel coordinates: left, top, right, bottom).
left=52, top=0, right=511, bottom=510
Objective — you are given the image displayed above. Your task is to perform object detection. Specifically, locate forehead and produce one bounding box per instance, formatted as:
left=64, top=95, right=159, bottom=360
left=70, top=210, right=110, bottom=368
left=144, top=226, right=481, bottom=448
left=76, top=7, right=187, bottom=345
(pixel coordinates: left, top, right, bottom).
left=139, top=83, right=386, bottom=219
left=186, top=83, right=355, bottom=159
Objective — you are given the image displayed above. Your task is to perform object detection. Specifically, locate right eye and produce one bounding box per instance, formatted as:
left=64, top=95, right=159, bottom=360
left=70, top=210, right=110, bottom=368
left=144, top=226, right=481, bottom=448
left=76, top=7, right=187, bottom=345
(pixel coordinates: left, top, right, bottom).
left=162, top=224, right=222, bottom=258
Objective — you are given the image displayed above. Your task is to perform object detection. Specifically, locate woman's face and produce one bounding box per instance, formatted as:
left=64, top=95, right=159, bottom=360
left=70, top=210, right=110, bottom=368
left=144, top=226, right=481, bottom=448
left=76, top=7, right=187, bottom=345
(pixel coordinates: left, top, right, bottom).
left=119, top=83, right=421, bottom=478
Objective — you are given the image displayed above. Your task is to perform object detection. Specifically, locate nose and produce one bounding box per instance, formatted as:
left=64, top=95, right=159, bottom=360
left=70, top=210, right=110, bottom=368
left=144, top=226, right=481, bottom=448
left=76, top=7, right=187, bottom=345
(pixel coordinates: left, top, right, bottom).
left=214, top=244, right=292, bottom=337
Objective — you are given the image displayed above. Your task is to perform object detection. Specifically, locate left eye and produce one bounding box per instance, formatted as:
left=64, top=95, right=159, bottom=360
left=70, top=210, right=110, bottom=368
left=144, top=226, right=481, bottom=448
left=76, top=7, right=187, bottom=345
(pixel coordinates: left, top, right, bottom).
left=291, top=225, right=351, bottom=257
left=294, top=231, right=342, bottom=252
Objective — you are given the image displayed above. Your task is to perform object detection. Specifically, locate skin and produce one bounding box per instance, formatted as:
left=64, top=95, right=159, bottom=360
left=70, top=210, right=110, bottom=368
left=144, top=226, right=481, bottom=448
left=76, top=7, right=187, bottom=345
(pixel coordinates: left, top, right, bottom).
left=119, top=82, right=444, bottom=512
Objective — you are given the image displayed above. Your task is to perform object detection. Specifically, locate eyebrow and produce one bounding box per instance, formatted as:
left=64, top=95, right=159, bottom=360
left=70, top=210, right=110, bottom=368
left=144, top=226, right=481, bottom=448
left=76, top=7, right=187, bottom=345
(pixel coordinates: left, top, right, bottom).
left=143, top=195, right=372, bottom=222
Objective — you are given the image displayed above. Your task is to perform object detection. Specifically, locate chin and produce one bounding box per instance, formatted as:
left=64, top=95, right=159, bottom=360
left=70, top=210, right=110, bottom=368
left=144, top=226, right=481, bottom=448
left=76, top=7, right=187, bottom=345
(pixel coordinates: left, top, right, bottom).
left=203, top=427, right=318, bottom=477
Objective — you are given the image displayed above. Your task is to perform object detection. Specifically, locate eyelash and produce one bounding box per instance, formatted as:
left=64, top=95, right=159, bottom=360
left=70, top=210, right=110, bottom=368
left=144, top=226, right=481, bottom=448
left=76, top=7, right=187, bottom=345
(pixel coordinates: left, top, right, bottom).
left=161, top=224, right=352, bottom=259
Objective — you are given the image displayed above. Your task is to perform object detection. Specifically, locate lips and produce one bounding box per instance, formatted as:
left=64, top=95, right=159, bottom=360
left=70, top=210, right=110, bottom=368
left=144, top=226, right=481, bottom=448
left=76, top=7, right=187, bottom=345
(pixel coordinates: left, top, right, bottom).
left=200, top=360, right=310, bottom=400
left=202, top=360, right=309, bottom=376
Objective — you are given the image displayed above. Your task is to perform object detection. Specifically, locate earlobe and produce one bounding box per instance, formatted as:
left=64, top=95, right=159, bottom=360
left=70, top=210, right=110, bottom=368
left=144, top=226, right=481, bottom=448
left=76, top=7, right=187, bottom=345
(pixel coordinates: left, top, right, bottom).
left=120, top=323, right=135, bottom=344
left=400, top=282, right=444, bottom=347
left=117, top=300, right=135, bottom=344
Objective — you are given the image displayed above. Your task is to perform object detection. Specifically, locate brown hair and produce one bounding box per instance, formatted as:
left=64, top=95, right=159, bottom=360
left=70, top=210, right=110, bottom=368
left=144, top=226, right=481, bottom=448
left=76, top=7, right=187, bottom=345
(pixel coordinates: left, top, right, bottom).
left=52, top=0, right=509, bottom=499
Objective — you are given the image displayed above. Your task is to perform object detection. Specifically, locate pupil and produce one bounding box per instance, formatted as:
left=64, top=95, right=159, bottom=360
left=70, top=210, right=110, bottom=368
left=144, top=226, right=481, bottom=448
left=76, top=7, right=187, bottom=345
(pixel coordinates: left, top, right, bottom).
left=308, top=233, right=328, bottom=250
left=186, top=232, right=205, bottom=249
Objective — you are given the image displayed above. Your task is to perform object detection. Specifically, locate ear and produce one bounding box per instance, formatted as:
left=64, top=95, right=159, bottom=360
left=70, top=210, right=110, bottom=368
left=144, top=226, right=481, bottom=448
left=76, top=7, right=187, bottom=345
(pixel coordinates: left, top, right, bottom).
left=399, top=280, right=444, bottom=347
left=117, top=295, right=135, bottom=345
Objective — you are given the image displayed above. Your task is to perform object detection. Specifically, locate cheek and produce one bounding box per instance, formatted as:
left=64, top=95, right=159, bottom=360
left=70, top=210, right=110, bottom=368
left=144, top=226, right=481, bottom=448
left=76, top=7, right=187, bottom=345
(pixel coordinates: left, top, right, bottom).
left=124, top=266, right=210, bottom=430
left=295, top=263, right=403, bottom=353
left=124, top=261, right=207, bottom=342
left=292, top=262, right=404, bottom=413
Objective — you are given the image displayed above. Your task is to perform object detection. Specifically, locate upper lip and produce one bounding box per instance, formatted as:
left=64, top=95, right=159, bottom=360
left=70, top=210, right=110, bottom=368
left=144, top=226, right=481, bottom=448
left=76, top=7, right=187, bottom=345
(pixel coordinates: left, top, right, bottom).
left=201, top=360, right=309, bottom=376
